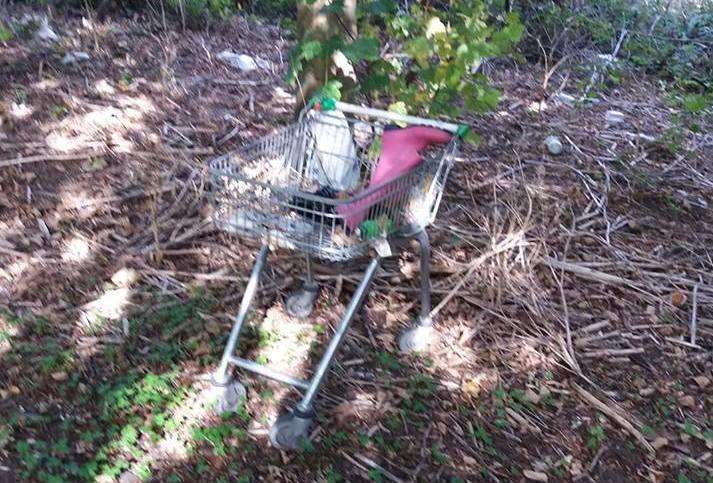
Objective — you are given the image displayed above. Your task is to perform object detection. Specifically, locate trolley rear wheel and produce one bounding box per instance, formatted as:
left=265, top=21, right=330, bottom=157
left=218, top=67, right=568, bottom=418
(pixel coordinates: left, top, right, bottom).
left=269, top=411, right=313, bottom=449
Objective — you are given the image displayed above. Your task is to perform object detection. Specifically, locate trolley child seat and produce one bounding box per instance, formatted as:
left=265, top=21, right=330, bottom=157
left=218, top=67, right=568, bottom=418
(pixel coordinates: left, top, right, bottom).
left=208, top=100, right=467, bottom=449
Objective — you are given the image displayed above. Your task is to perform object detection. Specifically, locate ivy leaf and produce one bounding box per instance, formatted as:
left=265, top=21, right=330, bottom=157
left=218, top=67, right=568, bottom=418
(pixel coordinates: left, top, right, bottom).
left=320, top=80, right=343, bottom=101
left=405, top=36, right=431, bottom=68
left=342, top=36, right=380, bottom=62
left=462, top=130, right=481, bottom=146
left=463, top=83, right=501, bottom=113
left=388, top=101, right=408, bottom=126
left=301, top=40, right=323, bottom=61
left=491, top=13, right=524, bottom=51
left=365, top=0, right=397, bottom=15
left=361, top=72, right=390, bottom=92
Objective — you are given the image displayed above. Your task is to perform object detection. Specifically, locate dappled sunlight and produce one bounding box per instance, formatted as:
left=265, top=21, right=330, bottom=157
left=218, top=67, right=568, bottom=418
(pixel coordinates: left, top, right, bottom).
left=61, top=235, right=91, bottom=263
left=118, top=379, right=222, bottom=480
left=0, top=259, right=30, bottom=290
left=58, top=183, right=102, bottom=218
left=512, top=338, right=553, bottom=371
left=75, top=267, right=141, bottom=335
left=0, top=313, right=20, bottom=358
left=42, top=92, right=156, bottom=153
left=93, top=79, right=116, bottom=97
left=331, top=389, right=393, bottom=426
left=78, top=287, right=132, bottom=333
left=248, top=305, right=318, bottom=424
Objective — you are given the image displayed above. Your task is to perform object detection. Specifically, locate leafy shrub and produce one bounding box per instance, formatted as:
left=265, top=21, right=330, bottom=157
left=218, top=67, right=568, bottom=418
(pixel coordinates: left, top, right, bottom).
left=515, top=0, right=712, bottom=98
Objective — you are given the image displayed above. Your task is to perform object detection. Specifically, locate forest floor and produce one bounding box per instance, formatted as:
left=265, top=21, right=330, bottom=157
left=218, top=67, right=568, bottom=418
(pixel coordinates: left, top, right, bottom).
left=1, top=6, right=712, bottom=483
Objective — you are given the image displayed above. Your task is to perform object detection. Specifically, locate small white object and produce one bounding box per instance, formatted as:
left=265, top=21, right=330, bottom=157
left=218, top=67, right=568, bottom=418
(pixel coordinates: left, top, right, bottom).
left=352, top=121, right=373, bottom=147
left=605, top=110, right=625, bottom=125
left=10, top=102, right=33, bottom=120
left=372, top=238, right=392, bottom=258
left=596, top=54, right=615, bottom=65
left=217, top=51, right=269, bottom=72
left=37, top=218, right=50, bottom=238
left=624, top=132, right=656, bottom=143
left=62, top=51, right=90, bottom=65
left=544, top=135, right=563, bottom=155
left=305, top=110, right=360, bottom=191
left=36, top=17, right=59, bottom=42
left=553, top=92, right=576, bottom=106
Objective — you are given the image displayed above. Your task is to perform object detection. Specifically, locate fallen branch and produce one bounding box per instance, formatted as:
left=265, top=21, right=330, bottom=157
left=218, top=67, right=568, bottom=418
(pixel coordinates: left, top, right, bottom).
left=340, top=450, right=404, bottom=483
left=0, top=150, right=106, bottom=168
left=581, top=347, right=644, bottom=358
left=690, top=283, right=699, bottom=345
left=544, top=258, right=636, bottom=287
left=573, top=382, right=654, bottom=454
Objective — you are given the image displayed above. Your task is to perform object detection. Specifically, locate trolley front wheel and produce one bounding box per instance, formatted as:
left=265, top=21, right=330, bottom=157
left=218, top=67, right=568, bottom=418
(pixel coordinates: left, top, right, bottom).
left=210, top=379, right=247, bottom=415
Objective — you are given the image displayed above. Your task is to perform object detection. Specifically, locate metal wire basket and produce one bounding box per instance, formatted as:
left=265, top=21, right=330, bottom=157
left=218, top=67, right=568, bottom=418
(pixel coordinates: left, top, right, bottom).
left=209, top=102, right=460, bottom=261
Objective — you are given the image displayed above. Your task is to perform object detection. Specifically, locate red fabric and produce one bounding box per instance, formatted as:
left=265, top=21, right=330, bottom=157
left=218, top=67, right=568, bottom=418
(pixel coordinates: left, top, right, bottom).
left=337, top=126, right=452, bottom=229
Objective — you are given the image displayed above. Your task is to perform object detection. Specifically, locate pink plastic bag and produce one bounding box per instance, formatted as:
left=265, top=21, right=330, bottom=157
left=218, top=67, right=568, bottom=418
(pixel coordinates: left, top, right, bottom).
left=337, top=126, right=452, bottom=230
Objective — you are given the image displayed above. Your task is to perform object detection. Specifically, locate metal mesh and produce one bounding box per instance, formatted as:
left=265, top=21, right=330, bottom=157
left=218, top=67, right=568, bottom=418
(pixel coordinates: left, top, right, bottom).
left=209, top=110, right=459, bottom=261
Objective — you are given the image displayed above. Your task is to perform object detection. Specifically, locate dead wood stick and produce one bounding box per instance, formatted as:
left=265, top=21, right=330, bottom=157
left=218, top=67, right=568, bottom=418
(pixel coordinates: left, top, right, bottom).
left=544, top=258, right=636, bottom=287
left=140, top=266, right=246, bottom=282
left=581, top=347, right=644, bottom=357
left=665, top=337, right=704, bottom=350
left=578, top=320, right=610, bottom=333
left=575, top=331, right=620, bottom=347
left=543, top=258, right=659, bottom=301
left=138, top=219, right=212, bottom=255
left=573, top=382, right=654, bottom=454
left=340, top=451, right=404, bottom=483
left=353, top=453, right=405, bottom=483
left=505, top=407, right=542, bottom=434
left=690, top=283, right=699, bottom=345
left=0, top=150, right=106, bottom=168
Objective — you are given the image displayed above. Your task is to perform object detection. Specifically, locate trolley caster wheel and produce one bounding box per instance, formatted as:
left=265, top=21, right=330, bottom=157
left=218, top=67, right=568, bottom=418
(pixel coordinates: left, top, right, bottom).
left=398, top=322, right=437, bottom=353
left=210, top=379, right=247, bottom=415
left=269, top=410, right=313, bottom=450
left=286, top=284, right=319, bottom=319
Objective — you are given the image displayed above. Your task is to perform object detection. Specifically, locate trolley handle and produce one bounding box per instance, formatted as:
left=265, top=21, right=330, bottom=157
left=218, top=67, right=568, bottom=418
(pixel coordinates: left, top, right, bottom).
left=306, top=98, right=468, bottom=136
left=334, top=101, right=464, bottom=135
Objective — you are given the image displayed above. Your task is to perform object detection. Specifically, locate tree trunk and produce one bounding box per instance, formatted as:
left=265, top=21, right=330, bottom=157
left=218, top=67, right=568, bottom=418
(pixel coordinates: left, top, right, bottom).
left=295, top=0, right=358, bottom=108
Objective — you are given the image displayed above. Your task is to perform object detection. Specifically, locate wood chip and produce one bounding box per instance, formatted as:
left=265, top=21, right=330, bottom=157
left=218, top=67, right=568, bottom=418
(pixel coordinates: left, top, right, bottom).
left=678, top=394, right=696, bottom=408
left=523, top=469, right=549, bottom=481
left=652, top=437, right=668, bottom=450
left=693, top=376, right=710, bottom=389
left=51, top=371, right=68, bottom=381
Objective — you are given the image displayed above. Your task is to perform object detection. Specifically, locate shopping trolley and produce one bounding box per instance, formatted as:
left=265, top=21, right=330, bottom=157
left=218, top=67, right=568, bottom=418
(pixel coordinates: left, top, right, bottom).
left=208, top=100, right=466, bottom=449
